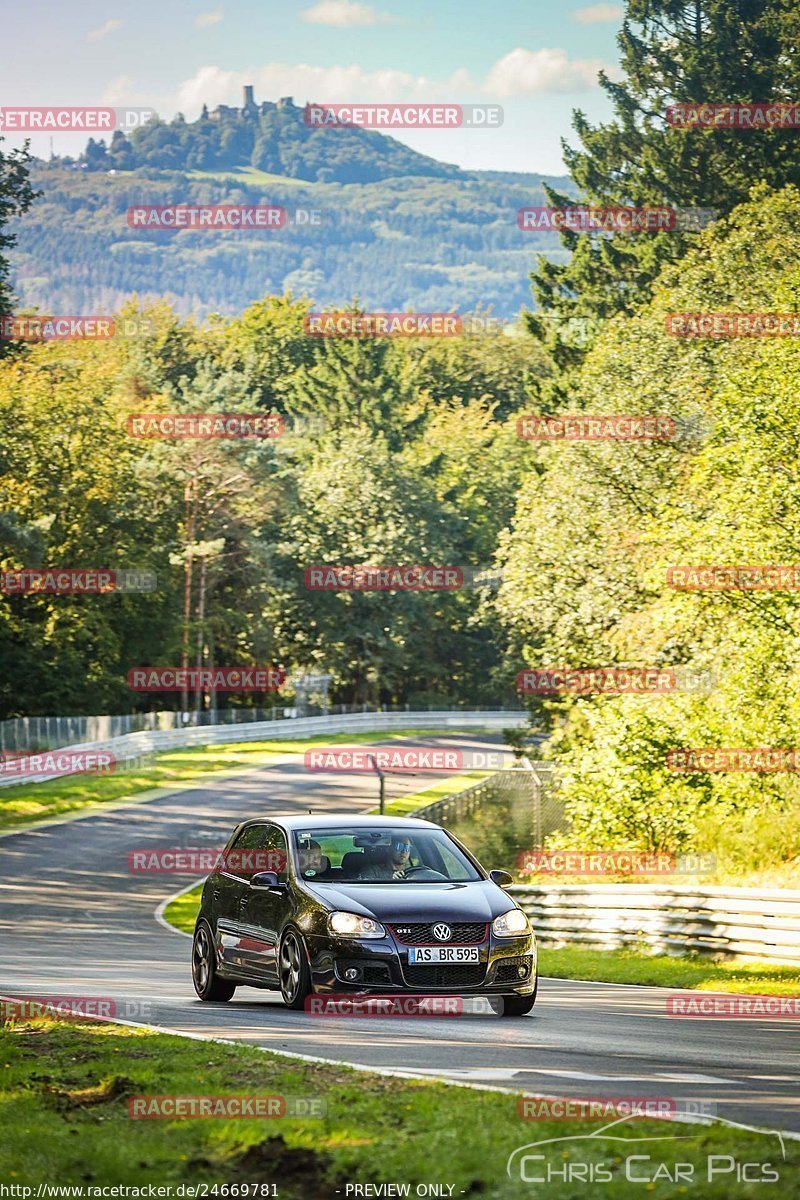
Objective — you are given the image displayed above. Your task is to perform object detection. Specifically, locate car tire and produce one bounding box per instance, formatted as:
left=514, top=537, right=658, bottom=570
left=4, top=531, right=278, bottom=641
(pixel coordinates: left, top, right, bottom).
left=501, top=975, right=538, bottom=1017
left=279, top=928, right=312, bottom=1010
left=192, top=920, right=236, bottom=1002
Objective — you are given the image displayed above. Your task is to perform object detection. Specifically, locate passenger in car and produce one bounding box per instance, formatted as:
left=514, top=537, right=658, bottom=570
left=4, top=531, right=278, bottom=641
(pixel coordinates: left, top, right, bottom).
left=297, top=840, right=328, bottom=877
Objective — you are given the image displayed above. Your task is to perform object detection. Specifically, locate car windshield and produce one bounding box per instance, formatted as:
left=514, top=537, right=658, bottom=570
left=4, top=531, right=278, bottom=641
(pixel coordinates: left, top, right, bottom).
left=292, top=827, right=483, bottom=883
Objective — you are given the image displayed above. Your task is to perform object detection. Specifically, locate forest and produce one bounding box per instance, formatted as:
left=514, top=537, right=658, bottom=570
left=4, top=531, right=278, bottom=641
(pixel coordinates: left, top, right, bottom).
left=3, top=0, right=800, bottom=866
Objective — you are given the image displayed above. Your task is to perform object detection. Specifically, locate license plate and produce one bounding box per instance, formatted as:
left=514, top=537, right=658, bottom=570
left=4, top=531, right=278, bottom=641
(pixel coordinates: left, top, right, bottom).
left=407, top=946, right=480, bottom=964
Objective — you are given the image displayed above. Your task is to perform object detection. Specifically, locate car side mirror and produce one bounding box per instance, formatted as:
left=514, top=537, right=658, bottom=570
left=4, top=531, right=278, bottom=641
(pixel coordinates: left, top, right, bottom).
left=489, top=869, right=514, bottom=889
left=250, top=870, right=286, bottom=890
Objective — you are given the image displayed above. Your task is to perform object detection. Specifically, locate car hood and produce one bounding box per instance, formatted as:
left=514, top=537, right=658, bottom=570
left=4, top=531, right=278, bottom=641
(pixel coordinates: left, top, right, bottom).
left=302, top=879, right=514, bottom=922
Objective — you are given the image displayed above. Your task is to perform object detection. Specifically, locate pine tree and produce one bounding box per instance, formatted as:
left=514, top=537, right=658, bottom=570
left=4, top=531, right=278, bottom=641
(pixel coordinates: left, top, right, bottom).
left=0, top=139, right=38, bottom=356
left=528, top=0, right=800, bottom=396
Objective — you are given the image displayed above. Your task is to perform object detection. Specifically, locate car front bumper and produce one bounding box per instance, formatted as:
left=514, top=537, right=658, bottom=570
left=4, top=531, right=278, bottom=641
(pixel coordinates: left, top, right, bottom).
left=305, top=930, right=537, bottom=996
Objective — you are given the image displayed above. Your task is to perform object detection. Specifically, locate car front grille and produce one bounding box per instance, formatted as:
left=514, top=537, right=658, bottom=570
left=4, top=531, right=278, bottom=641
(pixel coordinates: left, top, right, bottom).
left=402, top=963, right=486, bottom=989
left=494, top=955, right=534, bottom=983
left=389, top=922, right=488, bottom=945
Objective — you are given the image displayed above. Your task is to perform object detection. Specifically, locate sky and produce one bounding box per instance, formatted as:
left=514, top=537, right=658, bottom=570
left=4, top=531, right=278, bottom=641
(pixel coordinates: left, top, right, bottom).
left=0, top=0, right=627, bottom=174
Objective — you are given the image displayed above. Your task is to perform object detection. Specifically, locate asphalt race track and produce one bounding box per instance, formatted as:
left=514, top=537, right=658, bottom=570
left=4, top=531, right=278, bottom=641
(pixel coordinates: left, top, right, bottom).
left=1, top=732, right=797, bottom=1135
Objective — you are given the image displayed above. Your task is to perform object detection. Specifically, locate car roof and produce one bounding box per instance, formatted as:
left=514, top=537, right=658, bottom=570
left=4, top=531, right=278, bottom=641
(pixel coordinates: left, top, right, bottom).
left=240, top=813, right=440, bottom=832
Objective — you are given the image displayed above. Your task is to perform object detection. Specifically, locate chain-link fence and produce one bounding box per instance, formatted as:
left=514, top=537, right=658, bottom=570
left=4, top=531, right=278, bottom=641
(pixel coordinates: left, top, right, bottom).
left=414, top=763, right=566, bottom=866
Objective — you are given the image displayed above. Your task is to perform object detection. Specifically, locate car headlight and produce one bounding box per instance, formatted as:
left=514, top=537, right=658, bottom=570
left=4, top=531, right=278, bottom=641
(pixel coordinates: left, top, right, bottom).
left=492, top=908, right=530, bottom=937
left=328, top=911, right=386, bottom=939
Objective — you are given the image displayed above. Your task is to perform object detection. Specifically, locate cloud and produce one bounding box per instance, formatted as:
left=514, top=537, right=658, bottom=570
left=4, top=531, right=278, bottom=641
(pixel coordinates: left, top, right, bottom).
left=175, top=66, right=244, bottom=114
left=87, top=19, right=122, bottom=42
left=572, top=4, right=623, bottom=23
left=174, top=63, right=470, bottom=114
left=483, top=47, right=606, bottom=96
left=195, top=8, right=223, bottom=28
left=300, top=1, right=392, bottom=27
left=101, top=76, right=153, bottom=105
left=172, top=48, right=611, bottom=119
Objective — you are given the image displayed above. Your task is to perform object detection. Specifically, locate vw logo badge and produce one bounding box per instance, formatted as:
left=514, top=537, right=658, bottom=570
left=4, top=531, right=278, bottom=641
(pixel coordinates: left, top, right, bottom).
left=432, top=923, right=452, bottom=941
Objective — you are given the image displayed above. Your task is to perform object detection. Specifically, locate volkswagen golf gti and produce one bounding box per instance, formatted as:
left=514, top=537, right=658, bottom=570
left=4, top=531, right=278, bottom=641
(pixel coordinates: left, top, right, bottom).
left=191, top=813, right=537, bottom=1016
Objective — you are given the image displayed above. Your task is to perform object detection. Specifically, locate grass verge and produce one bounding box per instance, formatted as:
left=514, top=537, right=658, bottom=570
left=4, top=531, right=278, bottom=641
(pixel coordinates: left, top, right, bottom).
left=538, top=944, right=800, bottom=996
left=0, top=728, right=458, bottom=835
left=371, top=770, right=489, bottom=817
left=0, top=1016, right=795, bottom=1196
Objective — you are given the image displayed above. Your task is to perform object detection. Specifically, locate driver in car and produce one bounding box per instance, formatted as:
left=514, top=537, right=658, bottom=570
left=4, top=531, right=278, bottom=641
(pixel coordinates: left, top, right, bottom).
left=359, top=837, right=413, bottom=880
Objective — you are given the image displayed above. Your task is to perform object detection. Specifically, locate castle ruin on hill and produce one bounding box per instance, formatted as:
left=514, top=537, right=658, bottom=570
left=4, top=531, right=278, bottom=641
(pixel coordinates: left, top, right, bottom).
left=203, top=87, right=298, bottom=122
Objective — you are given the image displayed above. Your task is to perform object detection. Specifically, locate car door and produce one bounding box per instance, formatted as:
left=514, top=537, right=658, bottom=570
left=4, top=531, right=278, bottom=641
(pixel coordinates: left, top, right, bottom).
left=236, top=823, right=292, bottom=982
left=216, top=824, right=270, bottom=974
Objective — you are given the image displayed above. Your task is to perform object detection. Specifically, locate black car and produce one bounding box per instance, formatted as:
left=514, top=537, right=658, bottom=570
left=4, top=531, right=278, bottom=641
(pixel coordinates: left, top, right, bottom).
left=191, top=814, right=537, bottom=1016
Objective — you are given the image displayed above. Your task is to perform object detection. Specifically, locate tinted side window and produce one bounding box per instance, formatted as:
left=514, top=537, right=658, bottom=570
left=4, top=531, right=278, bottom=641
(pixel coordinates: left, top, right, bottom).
left=225, top=825, right=269, bottom=879
left=263, top=825, right=289, bottom=882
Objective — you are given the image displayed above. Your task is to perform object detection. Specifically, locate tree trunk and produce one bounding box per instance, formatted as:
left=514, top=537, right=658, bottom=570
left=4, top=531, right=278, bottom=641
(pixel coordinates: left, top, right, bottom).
left=181, top=481, right=195, bottom=718
left=194, top=554, right=207, bottom=719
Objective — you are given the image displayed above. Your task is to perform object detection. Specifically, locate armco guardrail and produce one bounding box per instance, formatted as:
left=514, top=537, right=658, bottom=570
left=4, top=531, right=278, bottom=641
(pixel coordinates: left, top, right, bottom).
left=509, top=883, right=800, bottom=964
left=0, top=709, right=528, bottom=789
left=0, top=704, right=522, bottom=755
left=410, top=768, right=798, bottom=964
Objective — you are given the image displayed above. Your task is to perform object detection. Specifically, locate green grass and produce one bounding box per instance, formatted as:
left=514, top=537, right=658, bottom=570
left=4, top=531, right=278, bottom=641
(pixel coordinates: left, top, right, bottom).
left=185, top=166, right=310, bottom=188
left=160, top=886, right=204, bottom=935
left=1, top=1016, right=796, bottom=1195
left=372, top=770, right=489, bottom=816
left=539, top=945, right=800, bottom=995
left=0, top=728, right=466, bottom=835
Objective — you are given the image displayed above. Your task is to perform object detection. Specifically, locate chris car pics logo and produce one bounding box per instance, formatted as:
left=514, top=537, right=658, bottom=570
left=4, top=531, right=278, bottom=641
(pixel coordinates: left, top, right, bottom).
left=507, top=1113, right=785, bottom=1185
